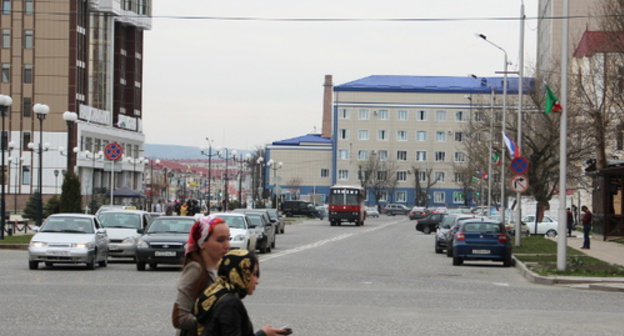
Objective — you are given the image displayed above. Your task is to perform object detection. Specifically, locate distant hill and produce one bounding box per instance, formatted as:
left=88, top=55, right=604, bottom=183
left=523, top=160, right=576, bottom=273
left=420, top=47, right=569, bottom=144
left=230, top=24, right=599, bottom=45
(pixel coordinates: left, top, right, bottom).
left=144, top=144, right=251, bottom=159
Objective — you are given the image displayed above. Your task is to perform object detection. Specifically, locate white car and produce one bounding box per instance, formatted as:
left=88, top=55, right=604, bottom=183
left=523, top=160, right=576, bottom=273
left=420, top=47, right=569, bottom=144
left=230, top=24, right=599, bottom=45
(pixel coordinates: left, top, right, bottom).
left=28, top=214, right=109, bottom=270
left=97, top=210, right=152, bottom=259
left=365, top=206, right=380, bottom=218
left=211, top=213, right=257, bottom=252
left=522, top=215, right=559, bottom=237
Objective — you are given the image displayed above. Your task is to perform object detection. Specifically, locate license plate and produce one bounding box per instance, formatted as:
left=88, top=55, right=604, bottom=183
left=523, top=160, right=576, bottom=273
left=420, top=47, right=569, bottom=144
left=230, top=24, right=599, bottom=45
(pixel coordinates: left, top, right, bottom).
left=155, top=251, right=176, bottom=257
left=49, top=250, right=70, bottom=256
left=472, top=249, right=490, bottom=255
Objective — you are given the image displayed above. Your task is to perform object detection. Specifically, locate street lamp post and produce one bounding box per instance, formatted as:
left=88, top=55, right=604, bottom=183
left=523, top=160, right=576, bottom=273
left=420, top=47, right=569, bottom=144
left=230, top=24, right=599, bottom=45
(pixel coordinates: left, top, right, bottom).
left=8, top=149, right=23, bottom=215
left=84, top=150, right=103, bottom=211
left=0, top=94, right=13, bottom=239
left=147, top=158, right=160, bottom=211
left=232, top=153, right=250, bottom=207
left=255, top=157, right=265, bottom=207
left=217, top=148, right=234, bottom=211
left=267, top=159, right=283, bottom=209
left=62, top=111, right=78, bottom=172
left=471, top=75, right=496, bottom=217
left=33, top=103, right=50, bottom=226
left=201, top=138, right=218, bottom=213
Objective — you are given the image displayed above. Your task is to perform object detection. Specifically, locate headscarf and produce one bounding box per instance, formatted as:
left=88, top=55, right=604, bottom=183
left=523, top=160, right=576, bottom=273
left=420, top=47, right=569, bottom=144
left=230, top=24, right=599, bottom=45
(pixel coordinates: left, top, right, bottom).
left=184, top=215, right=225, bottom=255
left=194, top=250, right=259, bottom=326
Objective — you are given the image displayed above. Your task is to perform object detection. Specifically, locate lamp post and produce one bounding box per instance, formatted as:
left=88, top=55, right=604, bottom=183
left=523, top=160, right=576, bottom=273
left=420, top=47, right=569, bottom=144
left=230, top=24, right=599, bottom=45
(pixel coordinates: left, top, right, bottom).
left=8, top=149, right=23, bottom=215
left=267, top=159, right=283, bottom=209
left=62, top=111, right=78, bottom=172
left=33, top=103, right=50, bottom=226
left=477, top=34, right=509, bottom=223
left=146, top=158, right=160, bottom=211
left=232, top=153, right=250, bottom=207
left=471, top=75, right=496, bottom=217
left=255, top=157, right=265, bottom=207
left=0, top=94, right=13, bottom=239
left=217, top=148, right=233, bottom=211
left=201, top=138, right=218, bottom=213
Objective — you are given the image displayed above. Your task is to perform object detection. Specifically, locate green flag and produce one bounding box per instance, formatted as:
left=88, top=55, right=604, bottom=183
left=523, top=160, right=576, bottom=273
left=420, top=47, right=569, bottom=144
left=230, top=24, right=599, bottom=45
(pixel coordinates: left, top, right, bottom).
left=492, top=152, right=501, bottom=166
left=545, top=85, right=562, bottom=114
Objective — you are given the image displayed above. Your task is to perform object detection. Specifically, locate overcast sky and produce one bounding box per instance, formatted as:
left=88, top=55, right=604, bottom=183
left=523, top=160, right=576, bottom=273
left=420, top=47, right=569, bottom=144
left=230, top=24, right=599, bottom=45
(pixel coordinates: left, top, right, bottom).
left=142, top=0, right=538, bottom=150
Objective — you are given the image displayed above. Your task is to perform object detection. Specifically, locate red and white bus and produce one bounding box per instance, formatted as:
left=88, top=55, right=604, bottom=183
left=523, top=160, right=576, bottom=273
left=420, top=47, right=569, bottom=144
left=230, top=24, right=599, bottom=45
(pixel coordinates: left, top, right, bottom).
left=328, top=185, right=366, bottom=226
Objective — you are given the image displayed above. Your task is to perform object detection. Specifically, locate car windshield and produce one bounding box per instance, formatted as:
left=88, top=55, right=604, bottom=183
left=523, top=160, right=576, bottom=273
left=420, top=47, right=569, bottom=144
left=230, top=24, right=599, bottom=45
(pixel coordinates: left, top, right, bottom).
left=215, top=215, right=246, bottom=229
left=463, top=223, right=501, bottom=233
left=439, top=215, right=455, bottom=229
left=147, top=218, right=194, bottom=233
left=98, top=212, right=142, bottom=229
left=41, top=217, right=94, bottom=233
left=266, top=211, right=277, bottom=221
left=247, top=215, right=264, bottom=227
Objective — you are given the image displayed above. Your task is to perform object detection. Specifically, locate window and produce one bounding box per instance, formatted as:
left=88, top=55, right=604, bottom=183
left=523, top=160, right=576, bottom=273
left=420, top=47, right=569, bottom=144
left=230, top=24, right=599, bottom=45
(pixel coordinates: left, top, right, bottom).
left=338, top=149, right=349, bottom=160
left=454, top=173, right=464, bottom=183
left=377, top=129, right=387, bottom=141
left=434, top=191, right=445, bottom=203
left=396, top=130, right=408, bottom=141
left=416, top=151, right=426, bottom=162
left=24, top=30, right=33, bottom=49
left=320, top=168, right=329, bottom=178
left=84, top=137, right=93, bottom=152
left=23, top=64, right=32, bottom=83
left=418, top=171, right=426, bottom=182
left=339, top=129, right=348, bottom=140
left=1, top=64, right=9, bottom=83
left=397, top=171, right=407, bottom=182
left=435, top=151, right=445, bottom=162
left=474, top=111, right=484, bottom=122
left=339, top=109, right=349, bottom=119
left=358, top=150, right=368, bottom=160
left=338, top=169, right=349, bottom=180
left=22, top=97, right=31, bottom=117
left=454, top=152, right=465, bottom=162
left=397, top=150, right=407, bottom=161
left=436, top=110, right=446, bottom=121
left=453, top=192, right=465, bottom=204
left=417, top=110, right=427, bottom=121
left=397, top=110, right=408, bottom=121
left=377, top=150, right=388, bottom=161
left=94, top=138, right=102, bottom=153
left=436, top=131, right=446, bottom=142
left=22, top=132, right=31, bottom=150
left=377, top=171, right=387, bottom=181
left=395, top=191, right=407, bottom=202
left=377, top=109, right=388, bottom=120
left=455, top=132, right=463, bottom=142
left=25, top=0, right=33, bottom=14
left=358, top=109, right=369, bottom=120
left=2, top=1, right=10, bottom=15
left=435, top=172, right=445, bottom=182
left=416, top=131, right=427, bottom=141
left=358, top=170, right=370, bottom=181
left=358, top=129, right=369, bottom=141
left=379, top=191, right=388, bottom=202
left=456, top=111, right=464, bottom=121
left=2, top=29, right=10, bottom=48
left=22, top=166, right=30, bottom=185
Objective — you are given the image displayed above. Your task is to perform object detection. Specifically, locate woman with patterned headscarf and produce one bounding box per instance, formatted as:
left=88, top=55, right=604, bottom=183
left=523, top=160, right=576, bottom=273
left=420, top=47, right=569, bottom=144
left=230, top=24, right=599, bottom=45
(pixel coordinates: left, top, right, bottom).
left=173, top=215, right=231, bottom=336
left=194, top=250, right=287, bottom=336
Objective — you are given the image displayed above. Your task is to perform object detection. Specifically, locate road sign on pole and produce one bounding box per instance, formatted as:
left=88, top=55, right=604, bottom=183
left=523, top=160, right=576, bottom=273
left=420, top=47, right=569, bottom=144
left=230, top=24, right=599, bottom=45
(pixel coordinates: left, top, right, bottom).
left=510, top=156, right=530, bottom=175
left=510, top=175, right=529, bottom=193
left=104, top=142, right=123, bottom=161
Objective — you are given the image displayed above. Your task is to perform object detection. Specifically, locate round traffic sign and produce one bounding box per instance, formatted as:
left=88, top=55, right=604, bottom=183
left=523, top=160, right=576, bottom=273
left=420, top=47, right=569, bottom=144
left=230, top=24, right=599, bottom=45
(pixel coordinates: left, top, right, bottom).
left=510, top=156, right=530, bottom=175
left=104, top=142, right=124, bottom=161
left=510, top=175, right=529, bottom=193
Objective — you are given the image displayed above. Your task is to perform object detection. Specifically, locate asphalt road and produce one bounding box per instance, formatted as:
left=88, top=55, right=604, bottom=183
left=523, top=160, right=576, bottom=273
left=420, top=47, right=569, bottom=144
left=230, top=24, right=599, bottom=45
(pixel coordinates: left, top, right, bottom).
left=1, top=215, right=623, bottom=336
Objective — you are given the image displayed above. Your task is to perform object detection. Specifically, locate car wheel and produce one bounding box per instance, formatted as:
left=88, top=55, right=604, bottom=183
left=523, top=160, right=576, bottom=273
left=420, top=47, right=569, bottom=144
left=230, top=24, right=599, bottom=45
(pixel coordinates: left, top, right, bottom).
left=136, top=261, right=146, bottom=271
left=503, top=254, right=512, bottom=267
left=545, top=229, right=557, bottom=238
left=446, top=246, right=453, bottom=257
left=98, top=250, right=108, bottom=267
left=86, top=255, right=96, bottom=270
left=260, top=241, right=268, bottom=253
left=29, top=261, right=39, bottom=270
left=271, top=238, right=276, bottom=249
left=45, top=262, right=54, bottom=267
left=435, top=242, right=443, bottom=254
left=453, top=255, right=463, bottom=266
left=149, top=263, right=158, bottom=269
left=423, top=226, right=431, bottom=235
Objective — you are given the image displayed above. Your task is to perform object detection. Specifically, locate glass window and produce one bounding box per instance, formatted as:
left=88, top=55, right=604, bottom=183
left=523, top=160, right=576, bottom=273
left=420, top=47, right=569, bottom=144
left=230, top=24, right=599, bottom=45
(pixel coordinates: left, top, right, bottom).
left=456, top=111, right=464, bottom=121
left=377, top=171, right=387, bottom=181
left=435, top=151, right=445, bottom=162
left=358, top=150, right=368, bottom=161
left=358, top=109, right=369, bottom=120
left=436, top=131, right=446, bottom=142
left=416, top=151, right=426, bottom=162
left=397, top=110, right=408, bottom=121
left=23, top=64, right=32, bottom=83
left=1, top=64, right=9, bottom=83
left=24, top=30, right=33, bottom=49
left=22, top=166, right=30, bottom=185
left=25, top=0, right=33, bottom=14
left=320, top=168, right=329, bottom=177
left=397, top=150, right=407, bottom=161
left=377, top=150, right=388, bottom=161
left=455, top=132, right=463, bottom=142
left=396, top=130, right=408, bottom=141
left=358, top=130, right=369, bottom=141
left=397, top=171, right=407, bottom=182
left=22, top=132, right=31, bottom=150
left=434, top=191, right=445, bottom=203
left=396, top=191, right=407, bottom=202
left=339, top=129, right=348, bottom=140
left=454, top=173, right=463, bottom=183
left=416, top=131, right=427, bottom=141
left=418, top=171, right=426, bottom=182
left=379, top=191, right=388, bottom=202
left=339, top=109, right=349, bottom=119
left=417, top=110, right=427, bottom=121
left=377, top=129, right=387, bottom=141
left=22, top=98, right=31, bottom=117
left=435, top=172, right=445, bottom=182
left=453, top=192, right=465, bottom=204
left=2, top=0, right=10, bottom=15
left=377, top=109, right=388, bottom=120
left=454, top=152, right=465, bottom=162
left=436, top=110, right=446, bottom=121
left=2, top=29, right=10, bottom=48
left=474, top=111, right=484, bottom=122
left=338, top=149, right=349, bottom=160
left=338, top=169, right=349, bottom=180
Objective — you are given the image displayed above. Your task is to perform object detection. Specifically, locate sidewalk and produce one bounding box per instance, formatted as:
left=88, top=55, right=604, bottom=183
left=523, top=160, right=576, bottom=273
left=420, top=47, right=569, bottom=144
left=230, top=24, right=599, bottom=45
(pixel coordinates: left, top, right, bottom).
left=564, top=232, right=624, bottom=267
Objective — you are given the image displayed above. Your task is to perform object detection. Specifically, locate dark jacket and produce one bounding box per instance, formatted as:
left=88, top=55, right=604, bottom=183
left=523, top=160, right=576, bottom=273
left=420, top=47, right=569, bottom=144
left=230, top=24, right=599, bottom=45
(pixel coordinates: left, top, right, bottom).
left=201, top=294, right=266, bottom=336
left=582, top=211, right=592, bottom=227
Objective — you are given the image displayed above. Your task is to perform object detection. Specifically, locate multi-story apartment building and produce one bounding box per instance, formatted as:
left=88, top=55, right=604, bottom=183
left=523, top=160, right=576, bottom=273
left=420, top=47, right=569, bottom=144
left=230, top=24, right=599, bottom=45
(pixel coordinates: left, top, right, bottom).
left=1, top=0, right=151, bottom=209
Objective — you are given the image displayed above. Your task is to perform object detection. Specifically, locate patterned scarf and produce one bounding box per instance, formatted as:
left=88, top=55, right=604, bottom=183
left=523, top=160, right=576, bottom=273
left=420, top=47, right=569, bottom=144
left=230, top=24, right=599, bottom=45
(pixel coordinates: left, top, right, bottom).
left=194, top=250, right=259, bottom=328
left=184, top=215, right=225, bottom=255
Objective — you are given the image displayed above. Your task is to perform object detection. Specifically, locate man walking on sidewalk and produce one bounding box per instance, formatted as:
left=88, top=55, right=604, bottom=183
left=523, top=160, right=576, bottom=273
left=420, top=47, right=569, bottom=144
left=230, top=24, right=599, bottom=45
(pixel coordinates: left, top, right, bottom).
left=581, top=205, right=592, bottom=249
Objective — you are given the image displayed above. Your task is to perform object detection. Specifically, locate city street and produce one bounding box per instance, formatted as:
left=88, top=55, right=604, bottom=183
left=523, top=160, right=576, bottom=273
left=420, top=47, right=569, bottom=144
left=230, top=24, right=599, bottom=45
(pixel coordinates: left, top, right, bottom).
left=1, top=215, right=623, bottom=336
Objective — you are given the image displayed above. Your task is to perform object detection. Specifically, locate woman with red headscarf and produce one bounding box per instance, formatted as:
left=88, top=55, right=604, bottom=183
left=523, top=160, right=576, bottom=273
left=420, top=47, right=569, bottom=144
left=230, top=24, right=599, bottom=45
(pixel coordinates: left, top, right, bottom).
left=173, top=215, right=231, bottom=335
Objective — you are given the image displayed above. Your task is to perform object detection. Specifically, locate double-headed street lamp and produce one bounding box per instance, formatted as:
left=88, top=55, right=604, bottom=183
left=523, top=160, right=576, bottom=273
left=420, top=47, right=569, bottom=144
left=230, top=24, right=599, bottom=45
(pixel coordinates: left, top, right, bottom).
left=267, top=159, right=283, bottom=209
left=33, top=103, right=50, bottom=226
left=200, top=138, right=218, bottom=212
left=0, top=94, right=13, bottom=239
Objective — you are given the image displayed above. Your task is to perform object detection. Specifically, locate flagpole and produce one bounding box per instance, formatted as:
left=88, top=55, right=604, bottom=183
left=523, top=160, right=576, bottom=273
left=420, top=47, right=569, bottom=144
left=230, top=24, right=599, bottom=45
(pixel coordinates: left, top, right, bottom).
left=487, top=86, right=494, bottom=218
left=515, top=1, right=525, bottom=247
left=501, top=52, right=508, bottom=225
left=557, top=0, right=569, bottom=271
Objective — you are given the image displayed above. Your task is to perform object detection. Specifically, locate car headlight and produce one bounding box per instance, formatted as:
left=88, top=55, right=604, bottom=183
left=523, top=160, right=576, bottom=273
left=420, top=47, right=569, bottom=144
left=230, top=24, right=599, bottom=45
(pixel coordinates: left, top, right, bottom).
left=73, top=243, right=94, bottom=249
left=232, top=234, right=245, bottom=241
left=30, top=241, right=47, bottom=248
left=136, top=239, right=149, bottom=248
left=122, top=236, right=137, bottom=244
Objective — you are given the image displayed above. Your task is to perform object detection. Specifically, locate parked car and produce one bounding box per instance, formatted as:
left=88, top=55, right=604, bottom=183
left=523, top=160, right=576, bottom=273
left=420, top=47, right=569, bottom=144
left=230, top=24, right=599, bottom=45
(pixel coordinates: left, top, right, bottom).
left=233, top=209, right=276, bottom=253
left=315, top=205, right=327, bottom=220
left=266, top=208, right=286, bottom=234
left=211, top=213, right=257, bottom=251
left=414, top=213, right=445, bottom=234
left=491, top=215, right=531, bottom=236
left=408, top=206, right=430, bottom=220
left=451, top=218, right=512, bottom=267
left=435, top=214, right=479, bottom=254
left=365, top=206, right=380, bottom=218
left=382, top=203, right=410, bottom=216
left=97, top=210, right=152, bottom=259
left=445, top=215, right=481, bottom=257
left=135, top=216, right=195, bottom=271
left=280, top=200, right=321, bottom=218
left=28, top=214, right=109, bottom=270
left=522, top=215, right=559, bottom=237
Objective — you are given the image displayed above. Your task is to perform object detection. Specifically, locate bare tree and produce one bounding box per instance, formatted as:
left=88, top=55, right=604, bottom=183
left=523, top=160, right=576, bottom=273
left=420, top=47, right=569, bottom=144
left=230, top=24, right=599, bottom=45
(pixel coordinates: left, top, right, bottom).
left=358, top=153, right=399, bottom=208
left=285, top=177, right=303, bottom=199
left=411, top=165, right=439, bottom=207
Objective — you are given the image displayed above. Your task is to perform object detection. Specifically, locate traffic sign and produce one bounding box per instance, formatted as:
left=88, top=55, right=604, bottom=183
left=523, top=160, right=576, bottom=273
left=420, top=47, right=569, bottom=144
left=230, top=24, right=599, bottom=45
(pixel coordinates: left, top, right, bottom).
left=510, top=156, right=530, bottom=175
left=510, top=175, right=529, bottom=193
left=104, top=142, right=124, bottom=161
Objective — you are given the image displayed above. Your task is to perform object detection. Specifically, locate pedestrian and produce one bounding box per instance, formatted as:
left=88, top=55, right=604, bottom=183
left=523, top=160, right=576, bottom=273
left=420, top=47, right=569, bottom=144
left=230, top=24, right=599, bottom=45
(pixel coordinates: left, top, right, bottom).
left=166, top=202, right=174, bottom=216
left=172, top=216, right=231, bottom=336
left=194, top=250, right=288, bottom=336
left=180, top=201, right=189, bottom=216
left=581, top=205, right=592, bottom=249
left=566, top=207, right=573, bottom=237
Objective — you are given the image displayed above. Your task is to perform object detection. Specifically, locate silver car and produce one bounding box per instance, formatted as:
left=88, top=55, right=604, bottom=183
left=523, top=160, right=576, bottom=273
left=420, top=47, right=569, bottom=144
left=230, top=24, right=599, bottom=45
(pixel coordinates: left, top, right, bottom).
left=97, top=210, right=152, bottom=259
left=211, top=213, right=257, bottom=252
left=28, top=214, right=109, bottom=270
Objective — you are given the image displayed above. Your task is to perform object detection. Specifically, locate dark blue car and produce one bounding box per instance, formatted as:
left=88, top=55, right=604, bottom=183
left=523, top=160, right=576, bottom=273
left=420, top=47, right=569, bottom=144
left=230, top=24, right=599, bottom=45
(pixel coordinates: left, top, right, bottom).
left=452, top=219, right=512, bottom=267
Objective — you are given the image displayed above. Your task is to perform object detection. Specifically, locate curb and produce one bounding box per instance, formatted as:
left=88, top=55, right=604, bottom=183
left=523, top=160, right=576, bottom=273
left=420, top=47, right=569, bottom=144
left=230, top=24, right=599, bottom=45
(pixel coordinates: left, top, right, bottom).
left=0, top=244, right=28, bottom=250
left=513, top=256, right=624, bottom=292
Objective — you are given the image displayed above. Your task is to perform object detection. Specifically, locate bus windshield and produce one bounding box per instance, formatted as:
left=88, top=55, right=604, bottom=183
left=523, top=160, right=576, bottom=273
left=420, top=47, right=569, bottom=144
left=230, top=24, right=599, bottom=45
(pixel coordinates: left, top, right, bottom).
left=329, top=193, right=360, bottom=206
